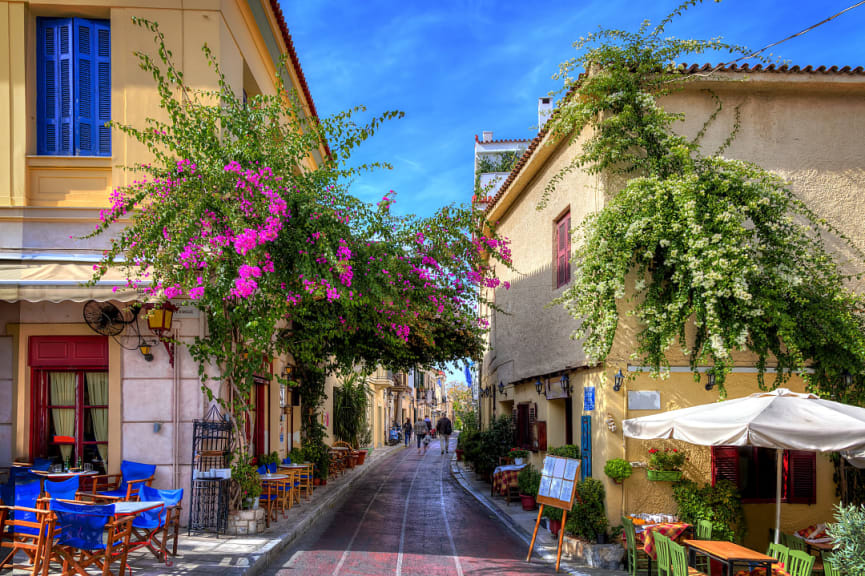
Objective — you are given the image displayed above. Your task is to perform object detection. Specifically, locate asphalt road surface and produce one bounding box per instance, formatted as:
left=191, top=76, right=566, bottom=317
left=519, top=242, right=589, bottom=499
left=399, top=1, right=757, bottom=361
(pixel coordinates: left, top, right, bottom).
left=263, top=436, right=559, bottom=576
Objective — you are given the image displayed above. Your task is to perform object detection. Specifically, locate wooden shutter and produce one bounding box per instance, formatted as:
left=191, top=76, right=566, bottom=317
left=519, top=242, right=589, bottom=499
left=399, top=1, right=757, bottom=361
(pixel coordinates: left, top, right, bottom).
left=535, top=421, right=547, bottom=452
left=74, top=19, right=95, bottom=155
left=580, top=415, right=592, bottom=480
left=37, top=18, right=73, bottom=155
left=787, top=450, right=816, bottom=504
left=556, top=214, right=571, bottom=288
left=516, top=403, right=531, bottom=450
left=94, top=20, right=111, bottom=156
left=712, top=446, right=740, bottom=487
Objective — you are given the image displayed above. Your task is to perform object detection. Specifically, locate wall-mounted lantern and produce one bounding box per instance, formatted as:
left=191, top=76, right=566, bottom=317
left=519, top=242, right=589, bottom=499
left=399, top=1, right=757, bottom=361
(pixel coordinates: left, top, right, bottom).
left=613, top=369, right=625, bottom=392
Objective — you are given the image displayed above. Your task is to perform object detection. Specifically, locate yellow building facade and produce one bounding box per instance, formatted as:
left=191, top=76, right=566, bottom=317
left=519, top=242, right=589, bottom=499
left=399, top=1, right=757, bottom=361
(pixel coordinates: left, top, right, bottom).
left=479, top=68, right=865, bottom=550
left=0, top=0, right=322, bottom=521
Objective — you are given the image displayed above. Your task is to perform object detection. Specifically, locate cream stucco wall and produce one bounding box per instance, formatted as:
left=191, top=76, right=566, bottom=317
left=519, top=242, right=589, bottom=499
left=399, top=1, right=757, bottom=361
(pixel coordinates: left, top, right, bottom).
left=482, top=71, right=865, bottom=551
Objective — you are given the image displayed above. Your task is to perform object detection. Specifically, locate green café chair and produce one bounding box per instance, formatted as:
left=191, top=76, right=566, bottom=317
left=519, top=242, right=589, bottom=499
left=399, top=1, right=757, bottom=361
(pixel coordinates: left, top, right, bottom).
left=820, top=553, right=839, bottom=576
left=766, top=542, right=790, bottom=570
left=623, top=516, right=653, bottom=576
left=787, top=550, right=816, bottom=576
left=783, top=532, right=807, bottom=553
left=654, top=533, right=672, bottom=576
left=669, top=539, right=706, bottom=576
left=696, top=520, right=712, bottom=540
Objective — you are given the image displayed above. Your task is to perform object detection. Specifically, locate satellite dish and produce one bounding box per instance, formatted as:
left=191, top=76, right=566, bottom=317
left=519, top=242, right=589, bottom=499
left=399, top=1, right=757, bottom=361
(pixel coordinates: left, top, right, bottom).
left=83, top=300, right=126, bottom=337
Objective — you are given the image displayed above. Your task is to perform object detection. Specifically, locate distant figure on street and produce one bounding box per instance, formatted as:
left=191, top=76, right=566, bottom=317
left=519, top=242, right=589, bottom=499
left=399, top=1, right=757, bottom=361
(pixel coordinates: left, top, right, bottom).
left=414, top=417, right=428, bottom=455
left=425, top=416, right=433, bottom=438
left=402, top=418, right=413, bottom=447
left=436, top=414, right=453, bottom=454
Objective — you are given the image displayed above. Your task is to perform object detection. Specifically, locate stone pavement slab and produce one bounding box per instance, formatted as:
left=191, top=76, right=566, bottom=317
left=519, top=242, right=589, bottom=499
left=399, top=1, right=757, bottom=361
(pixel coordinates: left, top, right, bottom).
left=129, top=444, right=405, bottom=576
left=450, top=457, right=628, bottom=576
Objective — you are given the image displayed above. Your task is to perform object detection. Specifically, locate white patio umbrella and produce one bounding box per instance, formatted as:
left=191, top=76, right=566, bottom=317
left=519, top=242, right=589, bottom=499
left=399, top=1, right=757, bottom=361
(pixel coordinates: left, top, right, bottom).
left=622, top=388, right=865, bottom=543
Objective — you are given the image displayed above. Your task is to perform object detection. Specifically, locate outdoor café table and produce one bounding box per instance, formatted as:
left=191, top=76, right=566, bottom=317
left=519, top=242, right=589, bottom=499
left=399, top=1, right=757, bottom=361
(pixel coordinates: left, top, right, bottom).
left=491, top=463, right=527, bottom=497
left=113, top=501, right=164, bottom=517
left=683, top=539, right=777, bottom=576
left=259, top=474, right=288, bottom=480
left=642, top=522, right=691, bottom=559
left=123, top=500, right=180, bottom=565
left=31, top=469, right=98, bottom=494
left=278, top=464, right=307, bottom=470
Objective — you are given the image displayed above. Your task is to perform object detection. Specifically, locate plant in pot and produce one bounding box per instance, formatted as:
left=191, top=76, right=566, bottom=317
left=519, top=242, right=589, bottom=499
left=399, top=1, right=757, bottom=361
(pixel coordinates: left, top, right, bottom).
left=647, top=447, right=686, bottom=481
left=604, top=458, right=633, bottom=484
left=231, top=458, right=262, bottom=510
left=543, top=504, right=564, bottom=536
left=456, top=428, right=478, bottom=463
left=517, top=465, right=541, bottom=511
left=827, top=503, right=865, bottom=575
left=510, top=448, right=530, bottom=465
left=565, top=478, right=609, bottom=543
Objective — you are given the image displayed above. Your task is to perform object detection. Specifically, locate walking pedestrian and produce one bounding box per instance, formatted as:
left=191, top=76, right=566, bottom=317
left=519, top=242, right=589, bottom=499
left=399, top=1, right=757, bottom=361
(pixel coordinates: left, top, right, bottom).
left=436, top=414, right=453, bottom=454
left=425, top=416, right=432, bottom=439
left=414, top=417, right=428, bottom=455
left=402, top=418, right=412, bottom=447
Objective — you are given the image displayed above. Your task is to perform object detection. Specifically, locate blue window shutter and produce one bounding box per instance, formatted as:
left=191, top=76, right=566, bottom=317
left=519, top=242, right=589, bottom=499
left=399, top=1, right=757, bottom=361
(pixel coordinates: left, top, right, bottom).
left=94, top=20, right=111, bottom=156
left=73, top=18, right=96, bottom=156
left=580, top=415, right=592, bottom=480
left=37, top=18, right=73, bottom=155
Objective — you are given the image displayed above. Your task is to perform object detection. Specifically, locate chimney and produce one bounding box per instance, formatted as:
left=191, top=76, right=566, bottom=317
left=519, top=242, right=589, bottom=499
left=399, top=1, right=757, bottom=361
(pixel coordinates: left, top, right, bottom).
left=482, top=131, right=493, bottom=143
left=538, top=97, right=553, bottom=128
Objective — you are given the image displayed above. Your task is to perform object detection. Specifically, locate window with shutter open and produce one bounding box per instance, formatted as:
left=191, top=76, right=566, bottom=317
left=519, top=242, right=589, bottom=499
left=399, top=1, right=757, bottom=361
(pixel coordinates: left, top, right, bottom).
left=555, top=212, right=571, bottom=288
left=38, top=17, right=110, bottom=157
left=712, top=446, right=815, bottom=504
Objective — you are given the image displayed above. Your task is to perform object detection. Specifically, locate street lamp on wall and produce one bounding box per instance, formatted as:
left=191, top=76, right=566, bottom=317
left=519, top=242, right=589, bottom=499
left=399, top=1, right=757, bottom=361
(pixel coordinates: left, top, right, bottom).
left=138, top=341, right=153, bottom=362
left=498, top=381, right=507, bottom=397
left=145, top=302, right=177, bottom=367
left=560, top=374, right=570, bottom=394
left=535, top=379, right=544, bottom=396
left=613, top=369, right=624, bottom=392
left=705, top=372, right=717, bottom=391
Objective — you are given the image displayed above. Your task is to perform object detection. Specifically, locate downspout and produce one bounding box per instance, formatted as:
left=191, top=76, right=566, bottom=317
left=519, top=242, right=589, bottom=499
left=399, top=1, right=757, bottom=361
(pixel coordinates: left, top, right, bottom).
left=173, top=324, right=182, bottom=489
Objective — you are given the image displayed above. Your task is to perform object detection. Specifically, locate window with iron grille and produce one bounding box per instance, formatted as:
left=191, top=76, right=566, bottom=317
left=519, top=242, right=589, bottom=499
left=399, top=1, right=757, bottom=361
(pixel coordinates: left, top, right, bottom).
left=37, top=18, right=111, bottom=156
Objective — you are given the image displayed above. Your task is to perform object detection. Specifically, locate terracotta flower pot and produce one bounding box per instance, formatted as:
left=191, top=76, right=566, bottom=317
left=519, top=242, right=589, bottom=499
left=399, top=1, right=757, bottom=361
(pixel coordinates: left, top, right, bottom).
left=549, top=519, right=562, bottom=536
left=313, top=477, right=321, bottom=486
left=520, top=494, right=536, bottom=511
left=356, top=450, right=367, bottom=465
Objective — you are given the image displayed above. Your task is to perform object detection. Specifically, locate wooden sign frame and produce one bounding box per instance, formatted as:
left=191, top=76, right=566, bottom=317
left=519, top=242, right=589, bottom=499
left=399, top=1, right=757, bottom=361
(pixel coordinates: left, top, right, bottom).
left=526, top=455, right=580, bottom=572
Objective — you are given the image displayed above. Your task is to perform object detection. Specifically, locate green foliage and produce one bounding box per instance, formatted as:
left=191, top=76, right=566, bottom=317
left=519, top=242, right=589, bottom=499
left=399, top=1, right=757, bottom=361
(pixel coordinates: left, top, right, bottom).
left=832, top=453, right=865, bottom=506
left=258, top=451, right=280, bottom=467
left=230, top=456, right=261, bottom=506
left=457, top=428, right=479, bottom=451
left=509, top=448, right=529, bottom=460
left=548, top=1, right=865, bottom=399
left=548, top=445, right=580, bottom=459
left=449, top=384, right=477, bottom=431
left=288, top=448, right=306, bottom=464
left=826, top=503, right=865, bottom=574
left=604, top=458, right=633, bottom=481
left=466, top=415, right=514, bottom=478
left=672, top=479, right=745, bottom=543
left=518, top=464, right=542, bottom=497
left=543, top=478, right=609, bottom=541
left=648, top=448, right=687, bottom=471
left=474, top=150, right=526, bottom=197
left=333, top=369, right=372, bottom=447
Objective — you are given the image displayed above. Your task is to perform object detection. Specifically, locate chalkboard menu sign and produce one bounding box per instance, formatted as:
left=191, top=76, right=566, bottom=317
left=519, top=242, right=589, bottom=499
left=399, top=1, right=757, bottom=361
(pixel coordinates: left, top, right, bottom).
left=536, top=455, right=580, bottom=510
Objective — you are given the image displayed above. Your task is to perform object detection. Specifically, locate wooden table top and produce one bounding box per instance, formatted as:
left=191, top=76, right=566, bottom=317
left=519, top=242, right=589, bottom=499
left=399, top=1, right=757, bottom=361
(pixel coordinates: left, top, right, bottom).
left=682, top=540, right=776, bottom=563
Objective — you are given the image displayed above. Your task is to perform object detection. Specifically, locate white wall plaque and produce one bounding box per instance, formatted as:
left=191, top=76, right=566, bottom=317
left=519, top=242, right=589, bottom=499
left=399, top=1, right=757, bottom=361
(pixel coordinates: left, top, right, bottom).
left=628, top=390, right=661, bottom=410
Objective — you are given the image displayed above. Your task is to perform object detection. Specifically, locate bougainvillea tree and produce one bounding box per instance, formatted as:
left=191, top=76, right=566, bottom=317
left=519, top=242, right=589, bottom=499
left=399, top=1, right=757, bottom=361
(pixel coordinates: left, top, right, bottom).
left=88, top=19, right=511, bottom=485
left=545, top=1, right=865, bottom=400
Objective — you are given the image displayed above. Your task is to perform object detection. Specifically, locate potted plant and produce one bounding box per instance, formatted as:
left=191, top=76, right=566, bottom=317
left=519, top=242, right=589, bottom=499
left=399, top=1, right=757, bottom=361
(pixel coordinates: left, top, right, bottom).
left=827, top=503, right=865, bottom=575
left=517, top=465, right=541, bottom=511
left=647, top=447, right=686, bottom=481
left=231, top=458, right=262, bottom=509
left=509, top=448, right=529, bottom=465
left=544, top=505, right=563, bottom=536
left=604, top=458, right=633, bottom=484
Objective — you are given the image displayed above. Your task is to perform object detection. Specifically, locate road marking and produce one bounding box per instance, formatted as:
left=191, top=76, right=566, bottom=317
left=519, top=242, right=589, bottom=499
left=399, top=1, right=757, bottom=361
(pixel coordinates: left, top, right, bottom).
left=440, top=440, right=464, bottom=576
left=395, top=445, right=426, bottom=576
left=331, top=448, right=412, bottom=576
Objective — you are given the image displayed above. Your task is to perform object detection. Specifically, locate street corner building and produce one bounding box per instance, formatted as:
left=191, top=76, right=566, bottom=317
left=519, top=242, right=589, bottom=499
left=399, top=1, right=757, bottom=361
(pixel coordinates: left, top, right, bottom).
left=474, top=67, right=865, bottom=551
left=0, top=0, right=327, bottom=525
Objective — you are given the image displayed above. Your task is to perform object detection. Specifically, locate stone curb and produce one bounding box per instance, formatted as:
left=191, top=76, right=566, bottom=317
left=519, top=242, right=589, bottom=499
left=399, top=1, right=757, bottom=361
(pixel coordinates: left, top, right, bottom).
left=449, top=457, right=596, bottom=576
left=242, top=446, right=405, bottom=576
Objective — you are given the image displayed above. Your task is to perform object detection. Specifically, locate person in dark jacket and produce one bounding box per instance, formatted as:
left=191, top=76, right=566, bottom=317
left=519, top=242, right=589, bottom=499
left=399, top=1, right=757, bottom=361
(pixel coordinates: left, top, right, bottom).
left=436, top=415, right=453, bottom=454
left=402, top=418, right=413, bottom=447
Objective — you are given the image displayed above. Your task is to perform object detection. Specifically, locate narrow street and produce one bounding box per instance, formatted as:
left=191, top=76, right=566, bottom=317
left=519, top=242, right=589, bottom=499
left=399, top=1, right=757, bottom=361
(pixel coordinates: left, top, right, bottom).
left=264, top=437, right=559, bottom=576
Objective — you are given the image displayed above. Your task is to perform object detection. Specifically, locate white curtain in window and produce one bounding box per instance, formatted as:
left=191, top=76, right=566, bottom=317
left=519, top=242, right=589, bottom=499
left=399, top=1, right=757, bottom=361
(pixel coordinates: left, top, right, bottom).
left=86, top=372, right=109, bottom=465
left=49, top=372, right=76, bottom=461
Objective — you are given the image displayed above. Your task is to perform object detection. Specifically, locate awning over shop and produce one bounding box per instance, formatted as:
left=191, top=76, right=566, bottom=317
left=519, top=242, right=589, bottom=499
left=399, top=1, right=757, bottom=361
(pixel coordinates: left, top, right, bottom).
left=0, top=261, right=140, bottom=303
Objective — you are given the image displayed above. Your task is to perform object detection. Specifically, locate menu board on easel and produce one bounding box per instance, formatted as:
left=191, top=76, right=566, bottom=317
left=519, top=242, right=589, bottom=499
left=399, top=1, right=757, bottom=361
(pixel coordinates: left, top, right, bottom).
left=536, top=455, right=580, bottom=510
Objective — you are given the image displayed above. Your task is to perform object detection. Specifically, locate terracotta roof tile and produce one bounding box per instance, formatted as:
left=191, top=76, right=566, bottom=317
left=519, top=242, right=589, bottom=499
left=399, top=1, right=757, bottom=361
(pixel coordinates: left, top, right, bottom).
left=484, top=63, right=865, bottom=215
left=474, top=135, right=531, bottom=145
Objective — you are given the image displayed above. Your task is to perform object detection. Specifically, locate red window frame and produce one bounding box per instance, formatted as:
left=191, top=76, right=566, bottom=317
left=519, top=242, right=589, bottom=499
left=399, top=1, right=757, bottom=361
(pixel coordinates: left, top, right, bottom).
left=555, top=211, right=571, bottom=288
left=711, top=446, right=816, bottom=504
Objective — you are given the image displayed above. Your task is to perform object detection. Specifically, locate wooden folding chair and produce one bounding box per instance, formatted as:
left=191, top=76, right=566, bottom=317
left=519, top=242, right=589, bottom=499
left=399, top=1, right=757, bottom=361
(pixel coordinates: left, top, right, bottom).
left=0, top=505, right=56, bottom=576
left=259, top=479, right=280, bottom=527
left=48, top=500, right=134, bottom=576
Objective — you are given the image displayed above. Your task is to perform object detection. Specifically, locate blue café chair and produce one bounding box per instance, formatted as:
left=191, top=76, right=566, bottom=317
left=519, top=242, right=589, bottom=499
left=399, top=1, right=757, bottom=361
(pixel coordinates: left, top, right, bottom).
left=49, top=500, right=134, bottom=576
left=86, top=460, right=156, bottom=501
left=282, top=457, right=291, bottom=465
left=257, top=465, right=269, bottom=475
left=44, top=477, right=80, bottom=502
left=268, top=463, right=278, bottom=474
left=31, top=459, right=53, bottom=472
left=131, top=486, right=183, bottom=565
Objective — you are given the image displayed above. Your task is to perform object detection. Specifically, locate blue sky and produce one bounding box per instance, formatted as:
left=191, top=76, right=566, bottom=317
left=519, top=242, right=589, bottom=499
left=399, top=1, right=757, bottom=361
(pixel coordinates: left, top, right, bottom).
left=280, top=0, right=865, bottom=382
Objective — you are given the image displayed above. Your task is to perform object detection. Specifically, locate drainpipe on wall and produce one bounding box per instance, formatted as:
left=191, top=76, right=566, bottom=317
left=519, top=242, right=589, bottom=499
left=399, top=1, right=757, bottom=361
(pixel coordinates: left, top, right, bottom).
left=173, top=327, right=181, bottom=489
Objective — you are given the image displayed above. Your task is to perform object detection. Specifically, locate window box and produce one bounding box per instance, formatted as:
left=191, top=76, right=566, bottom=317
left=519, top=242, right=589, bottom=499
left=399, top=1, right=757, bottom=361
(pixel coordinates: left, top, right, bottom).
left=647, top=470, right=683, bottom=482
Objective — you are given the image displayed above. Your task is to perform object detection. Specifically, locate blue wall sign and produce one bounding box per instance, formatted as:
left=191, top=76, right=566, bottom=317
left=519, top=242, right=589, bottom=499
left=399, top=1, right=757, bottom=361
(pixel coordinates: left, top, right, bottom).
left=584, top=386, right=596, bottom=411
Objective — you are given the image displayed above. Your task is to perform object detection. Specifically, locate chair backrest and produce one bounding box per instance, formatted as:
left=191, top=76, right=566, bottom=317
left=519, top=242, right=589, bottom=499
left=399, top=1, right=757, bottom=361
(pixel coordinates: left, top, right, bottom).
left=282, top=457, right=291, bottom=465
left=31, top=458, right=53, bottom=472
left=654, top=533, right=672, bottom=575
left=45, top=476, right=79, bottom=502
left=783, top=532, right=806, bottom=552
left=668, top=540, right=689, bottom=576
left=50, top=500, right=115, bottom=551
left=821, top=552, right=840, bottom=576
left=257, top=465, right=269, bottom=475
left=12, top=475, right=42, bottom=532
left=119, top=460, right=156, bottom=496
left=696, top=519, right=712, bottom=540
left=621, top=517, right=637, bottom=551
left=787, top=550, right=815, bottom=576
left=133, top=486, right=183, bottom=530
left=268, top=463, right=277, bottom=474
left=766, top=542, right=789, bottom=569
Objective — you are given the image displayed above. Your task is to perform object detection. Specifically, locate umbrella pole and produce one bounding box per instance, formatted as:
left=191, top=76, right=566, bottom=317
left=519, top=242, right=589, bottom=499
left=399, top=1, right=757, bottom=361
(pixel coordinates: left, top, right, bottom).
left=775, top=448, right=782, bottom=544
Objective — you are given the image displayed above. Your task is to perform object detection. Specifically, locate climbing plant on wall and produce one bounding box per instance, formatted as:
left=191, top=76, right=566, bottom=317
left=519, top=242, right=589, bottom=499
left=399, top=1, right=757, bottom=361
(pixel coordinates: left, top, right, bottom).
left=546, top=0, right=865, bottom=400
